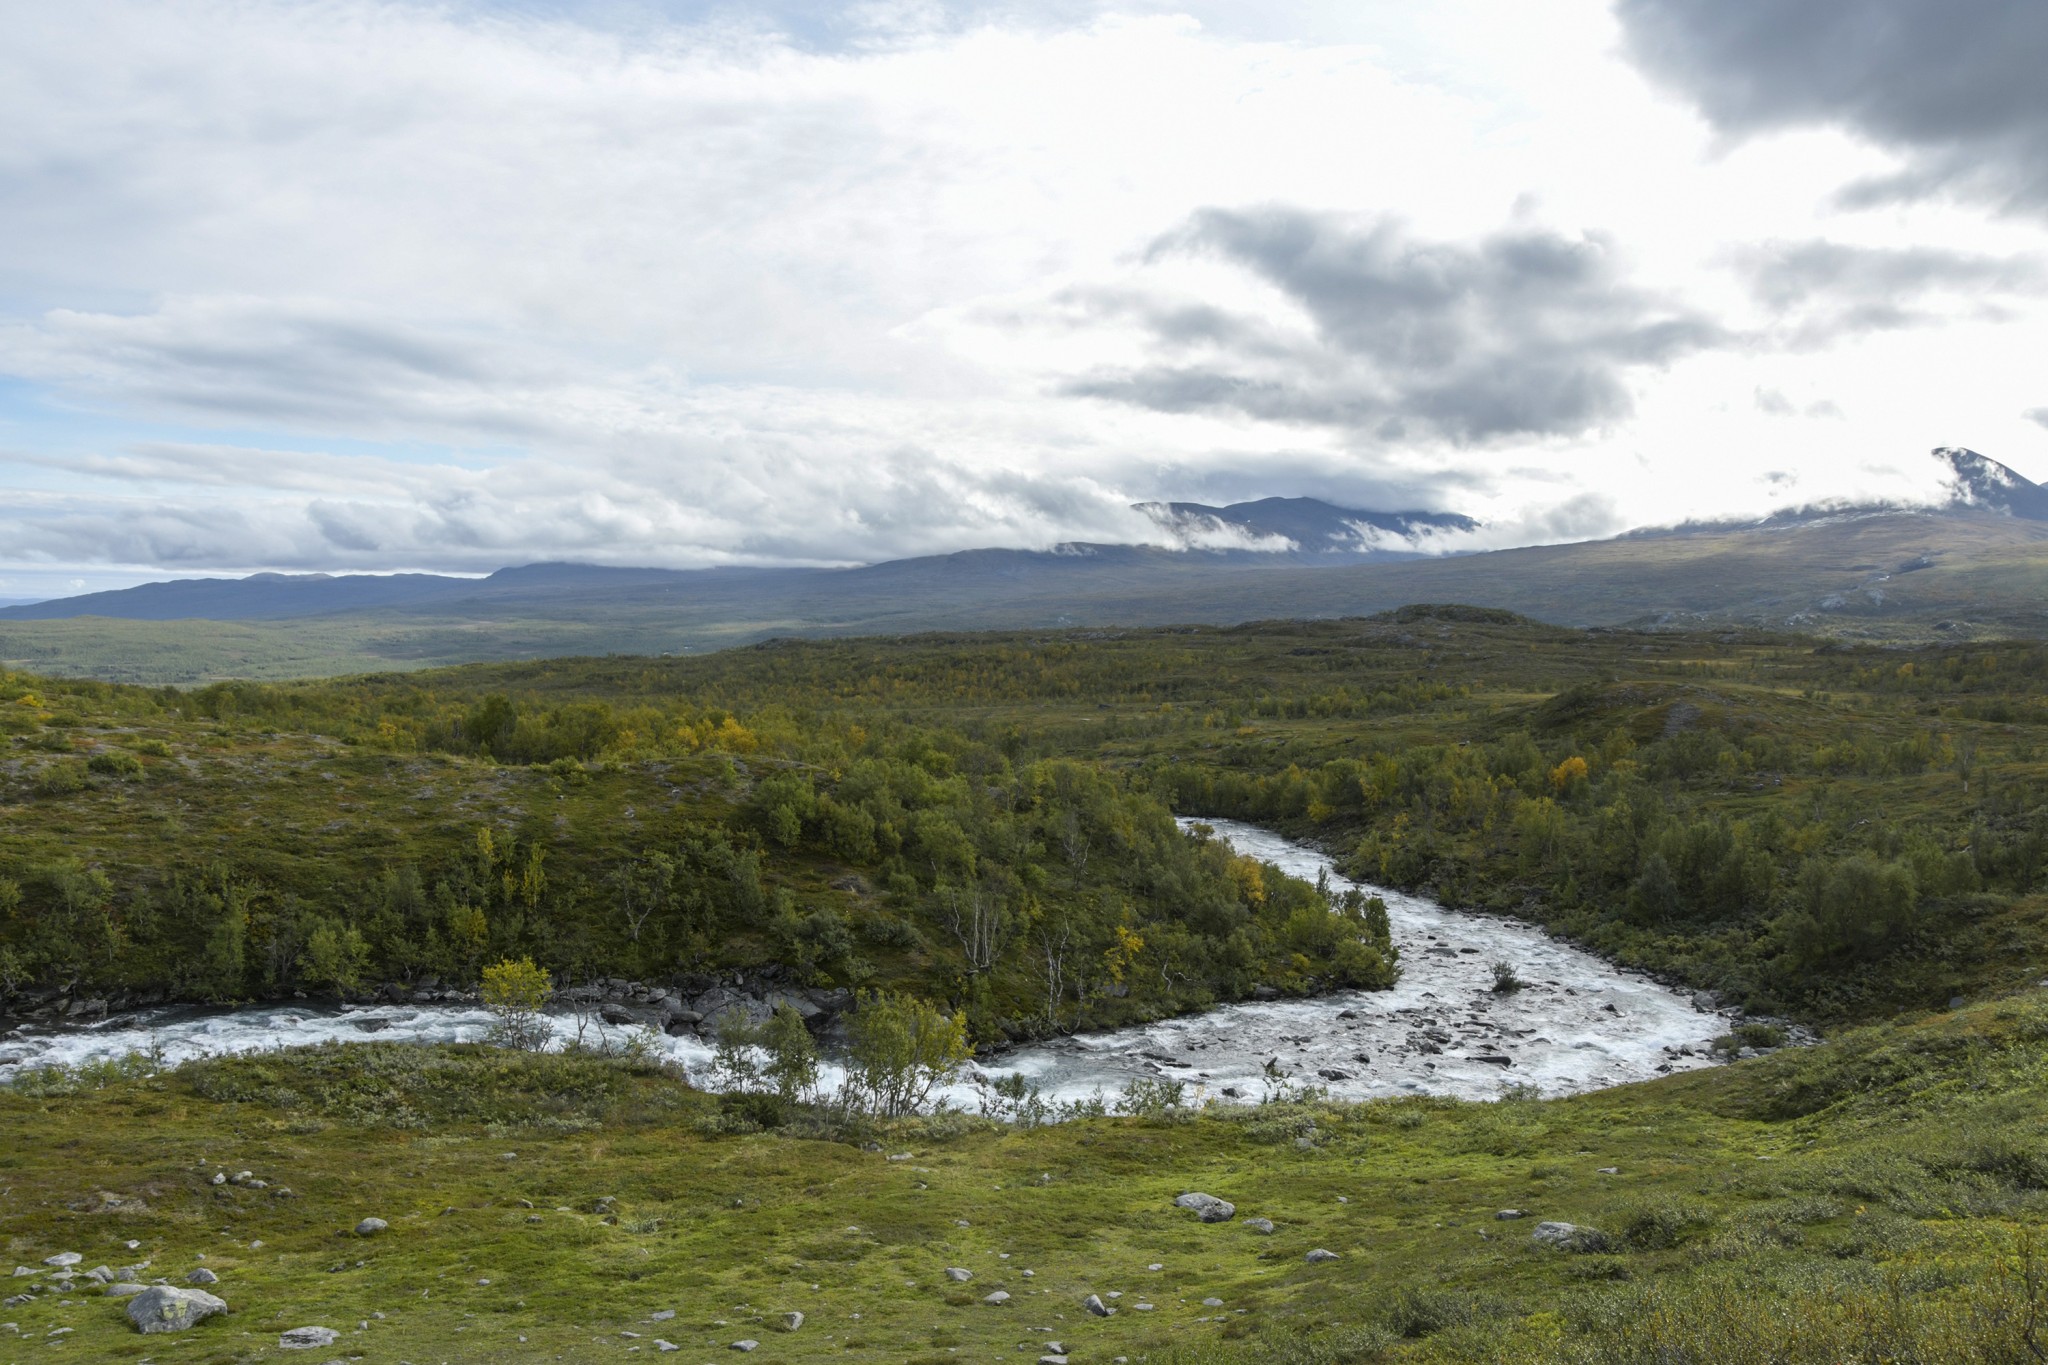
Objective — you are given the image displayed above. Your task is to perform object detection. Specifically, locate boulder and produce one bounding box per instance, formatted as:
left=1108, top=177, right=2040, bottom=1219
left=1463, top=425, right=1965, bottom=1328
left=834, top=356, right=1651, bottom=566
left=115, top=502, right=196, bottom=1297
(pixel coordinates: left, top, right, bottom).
left=355, top=1217, right=388, bottom=1237
left=1531, top=1221, right=1606, bottom=1251
left=104, top=1283, right=149, bottom=1297
left=126, top=1286, right=228, bottom=1334
left=983, top=1290, right=1011, bottom=1305
left=43, top=1253, right=80, bottom=1268
left=945, top=1268, right=973, bottom=1282
left=1305, top=1248, right=1340, bottom=1263
left=278, top=1325, right=340, bottom=1350
left=1495, top=1209, right=1526, bottom=1220
left=1083, top=1294, right=1113, bottom=1317
left=729, top=1340, right=759, bottom=1352
left=598, top=1003, right=639, bottom=1026
left=1173, top=1192, right=1235, bottom=1223
left=1242, top=1218, right=1276, bottom=1235
left=777, top=1311, right=803, bottom=1332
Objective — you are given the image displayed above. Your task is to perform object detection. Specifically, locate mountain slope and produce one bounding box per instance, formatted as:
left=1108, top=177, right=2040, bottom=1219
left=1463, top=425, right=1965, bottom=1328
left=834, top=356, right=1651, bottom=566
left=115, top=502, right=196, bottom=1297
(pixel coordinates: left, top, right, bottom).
left=1137, top=495, right=1475, bottom=556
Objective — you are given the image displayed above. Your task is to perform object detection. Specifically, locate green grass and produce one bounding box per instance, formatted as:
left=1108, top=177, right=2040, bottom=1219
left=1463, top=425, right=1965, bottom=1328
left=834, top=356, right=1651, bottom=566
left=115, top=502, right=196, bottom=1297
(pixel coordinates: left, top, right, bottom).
left=7, top=994, right=2048, bottom=1362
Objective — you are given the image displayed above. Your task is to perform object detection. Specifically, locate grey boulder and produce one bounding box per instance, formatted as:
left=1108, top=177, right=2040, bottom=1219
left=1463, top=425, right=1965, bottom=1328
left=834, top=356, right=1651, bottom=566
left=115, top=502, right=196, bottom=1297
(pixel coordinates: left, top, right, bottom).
left=1242, top=1217, right=1276, bottom=1235
left=1083, top=1294, right=1113, bottom=1317
left=1305, top=1248, right=1340, bottom=1263
left=126, top=1286, right=228, bottom=1334
left=354, top=1217, right=388, bottom=1237
left=186, top=1268, right=219, bottom=1285
left=279, top=1325, right=340, bottom=1350
left=1173, top=1192, right=1236, bottom=1223
left=1532, top=1220, right=1606, bottom=1251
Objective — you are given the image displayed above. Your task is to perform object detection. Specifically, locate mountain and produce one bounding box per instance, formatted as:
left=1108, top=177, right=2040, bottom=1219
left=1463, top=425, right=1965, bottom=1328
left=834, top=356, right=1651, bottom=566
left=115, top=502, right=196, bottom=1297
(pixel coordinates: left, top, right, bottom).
left=9, top=458, right=2048, bottom=683
left=0, top=497, right=1467, bottom=625
left=1937, top=446, right=2048, bottom=519
left=1136, top=496, right=1476, bottom=557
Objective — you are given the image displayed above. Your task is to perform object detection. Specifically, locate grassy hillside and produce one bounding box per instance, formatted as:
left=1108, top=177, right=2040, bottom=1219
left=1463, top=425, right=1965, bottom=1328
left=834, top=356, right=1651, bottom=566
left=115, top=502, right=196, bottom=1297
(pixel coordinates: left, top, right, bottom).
left=5, top=993, right=2048, bottom=1362
left=6, top=612, right=2048, bottom=1025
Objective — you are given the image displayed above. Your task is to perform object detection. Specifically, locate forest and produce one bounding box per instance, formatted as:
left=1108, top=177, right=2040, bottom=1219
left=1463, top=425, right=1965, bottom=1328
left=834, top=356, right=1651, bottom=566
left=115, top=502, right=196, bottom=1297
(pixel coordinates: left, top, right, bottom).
left=5, top=606, right=2046, bottom=1029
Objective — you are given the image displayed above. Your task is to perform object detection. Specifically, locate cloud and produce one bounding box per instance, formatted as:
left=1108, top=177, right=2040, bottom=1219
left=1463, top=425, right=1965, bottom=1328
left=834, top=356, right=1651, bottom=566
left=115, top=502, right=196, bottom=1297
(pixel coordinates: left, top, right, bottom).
left=1753, top=386, right=1793, bottom=417
left=1062, top=208, right=1727, bottom=444
left=1735, top=240, right=2044, bottom=346
left=1615, top=0, right=2048, bottom=217
left=2028, top=408, right=2048, bottom=432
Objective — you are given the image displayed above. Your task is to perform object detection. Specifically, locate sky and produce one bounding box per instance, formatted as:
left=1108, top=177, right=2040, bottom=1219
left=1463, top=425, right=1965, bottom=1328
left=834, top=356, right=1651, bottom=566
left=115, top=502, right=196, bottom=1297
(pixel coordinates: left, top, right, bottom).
left=4, top=0, right=2048, bottom=598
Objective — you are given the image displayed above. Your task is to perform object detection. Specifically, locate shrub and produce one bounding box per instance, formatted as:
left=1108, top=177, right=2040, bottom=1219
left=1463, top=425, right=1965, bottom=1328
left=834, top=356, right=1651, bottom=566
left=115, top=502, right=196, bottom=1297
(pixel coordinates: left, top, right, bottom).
left=480, top=957, right=553, bottom=1051
left=840, top=991, right=971, bottom=1118
left=33, top=762, right=86, bottom=797
left=1117, top=1075, right=1190, bottom=1120
left=1615, top=1198, right=1716, bottom=1251
left=1384, top=1287, right=1511, bottom=1339
left=86, top=750, right=145, bottom=779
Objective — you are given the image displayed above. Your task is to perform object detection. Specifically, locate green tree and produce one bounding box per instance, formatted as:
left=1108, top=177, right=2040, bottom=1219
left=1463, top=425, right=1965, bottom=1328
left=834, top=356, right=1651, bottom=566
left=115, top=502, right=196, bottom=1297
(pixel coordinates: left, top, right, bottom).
left=840, top=991, right=971, bottom=1118
left=481, top=956, right=553, bottom=1050
left=760, top=1004, right=822, bottom=1104
left=299, top=923, right=371, bottom=996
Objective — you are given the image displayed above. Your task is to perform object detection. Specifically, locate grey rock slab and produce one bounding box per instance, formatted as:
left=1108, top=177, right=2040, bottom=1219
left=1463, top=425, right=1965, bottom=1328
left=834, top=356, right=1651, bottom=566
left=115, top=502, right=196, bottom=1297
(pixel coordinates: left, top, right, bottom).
left=1305, top=1249, right=1340, bottom=1263
left=104, top=1284, right=150, bottom=1297
left=43, top=1254, right=81, bottom=1268
left=185, top=1268, right=218, bottom=1285
left=126, top=1286, right=228, bottom=1334
left=945, top=1267, right=973, bottom=1282
left=1084, top=1294, right=1113, bottom=1317
left=730, top=1340, right=759, bottom=1352
left=354, top=1217, right=388, bottom=1237
left=1532, top=1221, right=1601, bottom=1250
left=777, top=1311, right=803, bottom=1332
left=1242, top=1217, right=1276, bottom=1235
left=1173, top=1192, right=1235, bottom=1223
left=983, top=1291, right=1011, bottom=1305
left=278, top=1325, right=340, bottom=1350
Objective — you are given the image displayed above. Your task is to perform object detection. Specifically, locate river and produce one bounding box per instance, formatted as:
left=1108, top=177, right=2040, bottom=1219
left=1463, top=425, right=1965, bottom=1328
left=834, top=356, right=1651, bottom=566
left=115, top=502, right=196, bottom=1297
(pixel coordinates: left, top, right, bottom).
left=0, top=819, right=1737, bottom=1106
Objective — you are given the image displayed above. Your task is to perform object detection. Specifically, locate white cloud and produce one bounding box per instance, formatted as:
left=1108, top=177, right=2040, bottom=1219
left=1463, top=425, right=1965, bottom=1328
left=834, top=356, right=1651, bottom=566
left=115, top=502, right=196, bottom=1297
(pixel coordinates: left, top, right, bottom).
left=0, top=0, right=2046, bottom=581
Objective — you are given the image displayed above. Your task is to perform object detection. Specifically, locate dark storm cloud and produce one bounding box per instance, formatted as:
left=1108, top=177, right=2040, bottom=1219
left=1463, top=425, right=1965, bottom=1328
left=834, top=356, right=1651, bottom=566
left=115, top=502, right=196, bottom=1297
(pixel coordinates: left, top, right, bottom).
left=1065, top=208, right=1726, bottom=444
left=1737, top=240, right=2044, bottom=346
left=1615, top=0, right=2048, bottom=215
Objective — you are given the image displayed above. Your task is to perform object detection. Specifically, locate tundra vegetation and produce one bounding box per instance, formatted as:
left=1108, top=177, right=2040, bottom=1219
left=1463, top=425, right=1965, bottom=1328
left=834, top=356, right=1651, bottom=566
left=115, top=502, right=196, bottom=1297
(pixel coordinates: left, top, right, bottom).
left=7, top=608, right=2048, bottom=1358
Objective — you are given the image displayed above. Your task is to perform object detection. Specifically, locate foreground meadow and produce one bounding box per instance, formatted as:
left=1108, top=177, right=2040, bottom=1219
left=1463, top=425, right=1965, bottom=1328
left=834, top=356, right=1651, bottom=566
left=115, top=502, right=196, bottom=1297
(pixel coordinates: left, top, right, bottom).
left=5, top=991, right=2048, bottom=1363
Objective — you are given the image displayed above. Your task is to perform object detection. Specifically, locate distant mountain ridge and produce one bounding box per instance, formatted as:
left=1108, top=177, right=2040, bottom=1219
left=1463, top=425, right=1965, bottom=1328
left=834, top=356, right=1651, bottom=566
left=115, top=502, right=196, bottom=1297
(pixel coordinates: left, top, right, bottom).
left=10, top=458, right=2048, bottom=685
left=0, top=496, right=1473, bottom=624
